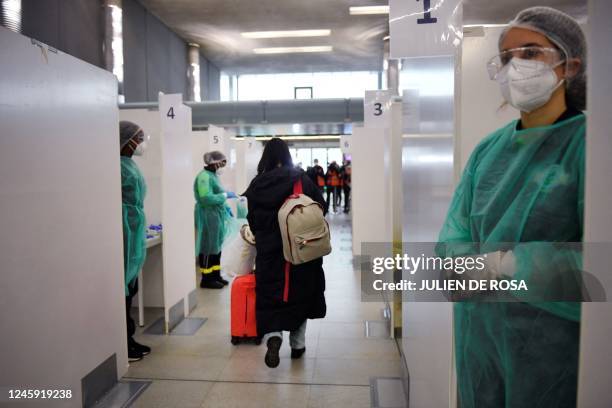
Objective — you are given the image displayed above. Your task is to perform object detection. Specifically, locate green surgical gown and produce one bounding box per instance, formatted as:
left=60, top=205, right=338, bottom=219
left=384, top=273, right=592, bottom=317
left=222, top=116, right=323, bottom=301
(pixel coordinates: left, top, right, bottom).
left=121, top=157, right=147, bottom=295
left=194, top=169, right=231, bottom=256
left=437, top=114, right=585, bottom=408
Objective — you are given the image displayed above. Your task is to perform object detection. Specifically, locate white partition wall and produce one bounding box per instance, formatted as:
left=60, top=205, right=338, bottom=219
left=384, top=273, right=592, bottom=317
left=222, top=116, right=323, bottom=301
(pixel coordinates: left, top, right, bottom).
left=578, top=0, right=612, bottom=406
left=159, top=94, right=197, bottom=329
left=234, top=138, right=263, bottom=194
left=0, top=26, right=127, bottom=405
left=351, top=126, right=391, bottom=255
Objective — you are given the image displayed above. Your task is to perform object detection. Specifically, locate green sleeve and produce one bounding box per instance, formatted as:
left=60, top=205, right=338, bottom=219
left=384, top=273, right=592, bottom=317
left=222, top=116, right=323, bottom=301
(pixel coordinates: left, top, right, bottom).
left=196, top=171, right=226, bottom=206
left=435, top=146, right=481, bottom=258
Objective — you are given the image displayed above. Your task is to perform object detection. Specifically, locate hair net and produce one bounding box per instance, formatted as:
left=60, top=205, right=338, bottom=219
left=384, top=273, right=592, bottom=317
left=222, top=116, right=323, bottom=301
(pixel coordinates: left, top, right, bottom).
left=204, top=150, right=227, bottom=165
left=119, top=121, right=143, bottom=149
left=499, top=7, right=586, bottom=110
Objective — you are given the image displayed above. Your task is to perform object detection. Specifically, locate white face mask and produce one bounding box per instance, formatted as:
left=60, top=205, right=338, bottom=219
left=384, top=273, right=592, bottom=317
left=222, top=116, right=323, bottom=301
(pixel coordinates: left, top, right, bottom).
left=133, top=141, right=147, bottom=156
left=497, top=58, right=565, bottom=113
left=216, top=167, right=225, bottom=176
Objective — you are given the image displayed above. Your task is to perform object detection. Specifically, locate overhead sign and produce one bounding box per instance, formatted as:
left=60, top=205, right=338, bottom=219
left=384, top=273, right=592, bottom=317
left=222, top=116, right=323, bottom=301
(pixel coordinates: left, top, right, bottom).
left=364, top=90, right=392, bottom=128
left=389, top=0, right=463, bottom=58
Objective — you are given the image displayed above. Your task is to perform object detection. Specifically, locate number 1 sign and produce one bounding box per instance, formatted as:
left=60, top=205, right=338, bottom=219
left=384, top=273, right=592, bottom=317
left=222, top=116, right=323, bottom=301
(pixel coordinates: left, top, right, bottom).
left=389, top=0, right=463, bottom=58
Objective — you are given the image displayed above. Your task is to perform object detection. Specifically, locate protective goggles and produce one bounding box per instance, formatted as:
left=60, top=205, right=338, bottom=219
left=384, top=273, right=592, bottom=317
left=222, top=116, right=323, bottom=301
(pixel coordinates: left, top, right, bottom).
left=129, top=130, right=150, bottom=145
left=486, top=46, right=563, bottom=80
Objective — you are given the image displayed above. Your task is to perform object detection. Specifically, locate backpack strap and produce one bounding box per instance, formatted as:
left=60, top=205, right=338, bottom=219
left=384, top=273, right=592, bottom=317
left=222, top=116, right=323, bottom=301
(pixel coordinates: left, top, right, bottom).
left=293, top=178, right=303, bottom=195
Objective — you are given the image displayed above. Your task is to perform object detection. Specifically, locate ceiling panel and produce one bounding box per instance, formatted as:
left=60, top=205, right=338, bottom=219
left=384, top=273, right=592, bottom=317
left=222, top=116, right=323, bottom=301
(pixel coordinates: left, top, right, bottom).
left=138, top=0, right=587, bottom=74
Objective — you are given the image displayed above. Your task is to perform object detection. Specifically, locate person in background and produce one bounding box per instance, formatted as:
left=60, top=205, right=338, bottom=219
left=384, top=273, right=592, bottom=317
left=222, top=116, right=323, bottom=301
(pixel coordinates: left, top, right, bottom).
left=311, top=159, right=325, bottom=195
left=437, top=7, right=586, bottom=408
left=296, top=162, right=303, bottom=171
left=119, top=121, right=151, bottom=362
left=340, top=160, right=352, bottom=214
left=244, top=138, right=327, bottom=369
left=325, top=161, right=341, bottom=213
left=194, top=151, right=237, bottom=289
left=335, top=162, right=343, bottom=209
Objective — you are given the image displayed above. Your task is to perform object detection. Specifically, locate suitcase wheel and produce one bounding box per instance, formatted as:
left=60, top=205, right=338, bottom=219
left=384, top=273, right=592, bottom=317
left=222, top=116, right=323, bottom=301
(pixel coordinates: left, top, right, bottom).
left=231, top=336, right=240, bottom=345
left=254, top=336, right=262, bottom=345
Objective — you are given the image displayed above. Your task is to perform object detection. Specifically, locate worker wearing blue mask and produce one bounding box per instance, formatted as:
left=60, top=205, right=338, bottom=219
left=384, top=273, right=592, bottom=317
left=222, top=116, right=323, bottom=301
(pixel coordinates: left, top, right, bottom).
left=119, top=121, right=151, bottom=362
left=194, top=150, right=237, bottom=289
left=437, top=7, right=586, bottom=408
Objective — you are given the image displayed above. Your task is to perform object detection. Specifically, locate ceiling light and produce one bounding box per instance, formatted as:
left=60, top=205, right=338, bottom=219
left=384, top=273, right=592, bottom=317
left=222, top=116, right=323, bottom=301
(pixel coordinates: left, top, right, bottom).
left=253, top=46, right=333, bottom=55
left=242, top=29, right=331, bottom=39
left=349, top=6, right=390, bottom=15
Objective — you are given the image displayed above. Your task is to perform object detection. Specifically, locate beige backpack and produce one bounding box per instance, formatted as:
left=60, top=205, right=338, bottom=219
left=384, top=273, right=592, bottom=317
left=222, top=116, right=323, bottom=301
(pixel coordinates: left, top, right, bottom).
left=278, top=178, right=331, bottom=265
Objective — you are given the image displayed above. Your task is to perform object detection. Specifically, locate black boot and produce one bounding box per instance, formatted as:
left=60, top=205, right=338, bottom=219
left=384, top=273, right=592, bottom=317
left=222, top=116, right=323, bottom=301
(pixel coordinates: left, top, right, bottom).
left=214, top=270, right=229, bottom=286
left=200, top=273, right=224, bottom=289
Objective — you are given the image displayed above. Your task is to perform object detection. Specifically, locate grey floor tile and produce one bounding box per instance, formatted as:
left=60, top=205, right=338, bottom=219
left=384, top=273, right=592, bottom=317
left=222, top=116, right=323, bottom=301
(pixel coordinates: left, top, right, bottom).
left=233, top=333, right=319, bottom=359
left=219, top=354, right=316, bottom=384
left=130, top=379, right=212, bottom=408
left=126, top=354, right=229, bottom=381
left=318, top=322, right=365, bottom=339
left=307, top=385, right=371, bottom=408
left=201, top=382, right=310, bottom=408
left=316, top=338, right=399, bottom=361
left=151, top=334, right=237, bottom=358
left=313, top=358, right=402, bottom=386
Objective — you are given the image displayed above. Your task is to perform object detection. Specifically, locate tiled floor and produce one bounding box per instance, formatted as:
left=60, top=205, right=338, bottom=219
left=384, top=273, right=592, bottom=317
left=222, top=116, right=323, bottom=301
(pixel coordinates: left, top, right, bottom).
left=125, top=212, right=401, bottom=407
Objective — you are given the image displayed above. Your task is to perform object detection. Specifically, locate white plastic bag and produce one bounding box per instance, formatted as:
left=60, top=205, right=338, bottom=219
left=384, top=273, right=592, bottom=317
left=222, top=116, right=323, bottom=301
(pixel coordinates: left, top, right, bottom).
left=221, top=224, right=256, bottom=277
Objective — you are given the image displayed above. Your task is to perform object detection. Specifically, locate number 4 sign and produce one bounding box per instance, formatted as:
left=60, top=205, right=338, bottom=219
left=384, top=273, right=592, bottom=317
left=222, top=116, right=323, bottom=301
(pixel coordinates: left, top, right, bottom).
left=364, top=90, right=392, bottom=128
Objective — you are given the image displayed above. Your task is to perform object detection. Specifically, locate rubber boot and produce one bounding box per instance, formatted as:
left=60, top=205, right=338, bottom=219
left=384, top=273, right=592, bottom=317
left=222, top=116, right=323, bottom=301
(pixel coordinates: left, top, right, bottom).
left=200, top=273, right=224, bottom=289
left=214, top=270, right=229, bottom=286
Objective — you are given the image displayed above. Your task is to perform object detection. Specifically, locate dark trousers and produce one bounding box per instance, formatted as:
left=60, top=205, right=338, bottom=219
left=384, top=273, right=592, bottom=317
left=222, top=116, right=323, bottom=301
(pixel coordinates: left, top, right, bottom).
left=326, top=187, right=340, bottom=211
left=343, top=186, right=351, bottom=211
left=199, top=253, right=221, bottom=274
left=125, top=279, right=139, bottom=345
left=335, top=186, right=342, bottom=207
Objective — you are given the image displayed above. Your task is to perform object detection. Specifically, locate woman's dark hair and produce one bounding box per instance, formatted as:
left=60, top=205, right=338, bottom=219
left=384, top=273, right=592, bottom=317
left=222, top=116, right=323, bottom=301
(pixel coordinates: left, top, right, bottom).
left=257, top=138, right=293, bottom=174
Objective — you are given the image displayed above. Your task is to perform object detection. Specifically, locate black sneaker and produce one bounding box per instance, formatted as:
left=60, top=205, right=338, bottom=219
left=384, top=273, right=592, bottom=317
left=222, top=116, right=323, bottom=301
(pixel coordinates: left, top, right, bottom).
left=128, top=347, right=143, bottom=362
left=264, top=336, right=282, bottom=368
left=131, top=340, right=151, bottom=356
left=291, top=348, right=306, bottom=359
left=200, top=275, right=224, bottom=289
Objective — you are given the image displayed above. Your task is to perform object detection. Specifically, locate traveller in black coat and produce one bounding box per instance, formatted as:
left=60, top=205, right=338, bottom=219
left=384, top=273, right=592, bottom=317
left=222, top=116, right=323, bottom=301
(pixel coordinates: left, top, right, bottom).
left=243, top=138, right=327, bottom=367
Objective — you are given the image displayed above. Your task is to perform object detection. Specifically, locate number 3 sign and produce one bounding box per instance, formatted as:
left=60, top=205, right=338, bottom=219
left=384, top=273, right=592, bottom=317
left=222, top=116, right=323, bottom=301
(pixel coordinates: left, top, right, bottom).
left=364, top=90, right=392, bottom=128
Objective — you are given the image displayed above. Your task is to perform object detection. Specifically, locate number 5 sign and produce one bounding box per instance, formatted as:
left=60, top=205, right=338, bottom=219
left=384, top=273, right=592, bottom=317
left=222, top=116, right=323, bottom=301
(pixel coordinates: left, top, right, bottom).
left=364, top=90, right=392, bottom=128
left=389, top=0, right=462, bottom=58
left=207, top=125, right=225, bottom=152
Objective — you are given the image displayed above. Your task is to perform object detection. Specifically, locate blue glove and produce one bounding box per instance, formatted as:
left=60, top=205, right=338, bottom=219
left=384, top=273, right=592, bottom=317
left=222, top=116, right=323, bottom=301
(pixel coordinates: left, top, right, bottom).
left=226, top=207, right=234, bottom=217
left=226, top=191, right=238, bottom=199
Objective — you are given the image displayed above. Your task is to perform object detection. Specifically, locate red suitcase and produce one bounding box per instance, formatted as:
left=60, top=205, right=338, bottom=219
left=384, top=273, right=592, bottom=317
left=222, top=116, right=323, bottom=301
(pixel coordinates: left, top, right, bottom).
left=230, top=274, right=261, bottom=345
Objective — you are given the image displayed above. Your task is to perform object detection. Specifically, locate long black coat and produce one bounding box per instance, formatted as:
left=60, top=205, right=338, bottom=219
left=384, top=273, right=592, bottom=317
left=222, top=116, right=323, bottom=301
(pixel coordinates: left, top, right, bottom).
left=244, top=166, right=327, bottom=335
